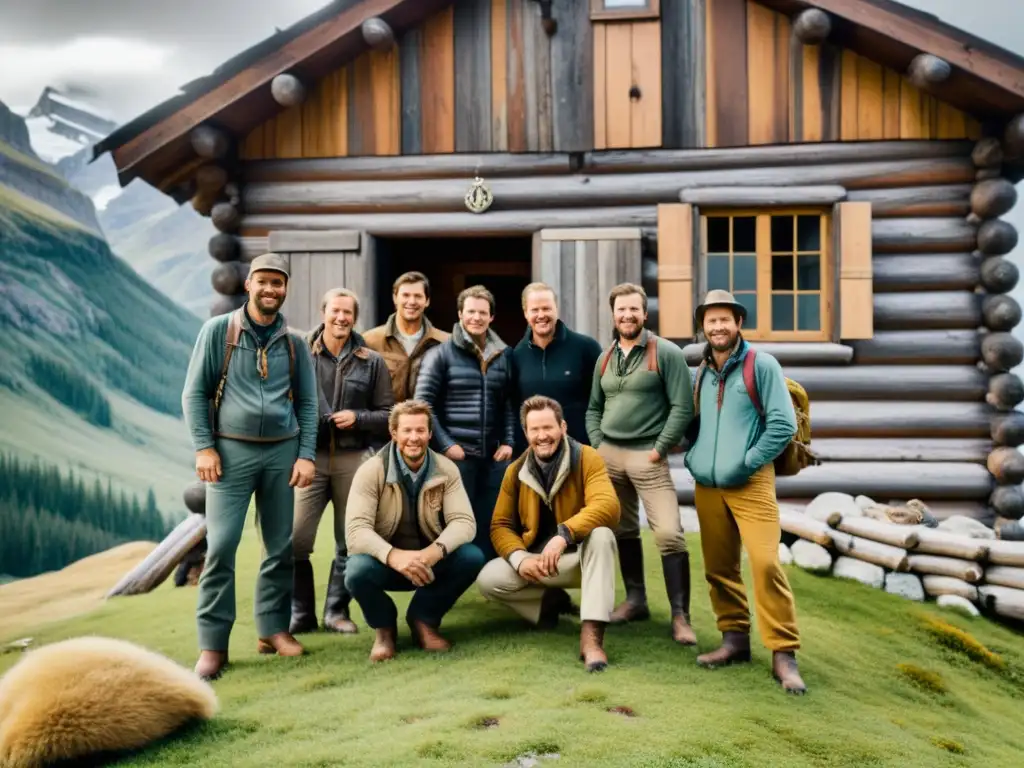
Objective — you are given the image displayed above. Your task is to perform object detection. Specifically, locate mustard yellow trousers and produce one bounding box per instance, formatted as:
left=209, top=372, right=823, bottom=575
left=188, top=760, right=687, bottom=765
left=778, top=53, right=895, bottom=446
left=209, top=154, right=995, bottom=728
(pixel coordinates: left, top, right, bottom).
left=693, top=464, right=800, bottom=652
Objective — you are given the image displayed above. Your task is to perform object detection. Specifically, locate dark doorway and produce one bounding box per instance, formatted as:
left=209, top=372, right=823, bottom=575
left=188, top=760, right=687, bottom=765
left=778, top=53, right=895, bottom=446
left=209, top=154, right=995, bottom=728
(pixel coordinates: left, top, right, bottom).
left=373, top=237, right=533, bottom=345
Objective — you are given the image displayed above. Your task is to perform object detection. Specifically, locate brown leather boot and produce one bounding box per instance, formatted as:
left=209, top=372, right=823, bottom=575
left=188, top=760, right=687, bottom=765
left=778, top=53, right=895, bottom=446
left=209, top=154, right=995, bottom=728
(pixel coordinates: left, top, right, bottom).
left=609, top=538, right=651, bottom=624
left=773, top=651, right=807, bottom=694
left=578, top=620, right=608, bottom=673
left=323, top=554, right=359, bottom=634
left=408, top=618, right=452, bottom=652
left=257, top=631, right=305, bottom=657
left=289, top=558, right=318, bottom=635
left=369, top=627, right=397, bottom=663
left=662, top=552, right=697, bottom=646
left=696, top=631, right=751, bottom=669
left=194, top=650, right=228, bottom=681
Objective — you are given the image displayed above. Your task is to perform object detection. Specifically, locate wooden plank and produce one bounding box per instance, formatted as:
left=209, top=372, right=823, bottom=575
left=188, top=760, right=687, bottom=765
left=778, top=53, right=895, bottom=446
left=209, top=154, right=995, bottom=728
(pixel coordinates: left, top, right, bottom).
left=818, top=42, right=842, bottom=141
left=559, top=240, right=576, bottom=329
left=899, top=80, right=924, bottom=139
left=506, top=0, right=527, bottom=151
left=575, top=241, right=600, bottom=338
left=275, top=105, right=304, bottom=159
left=838, top=201, right=873, bottom=340
left=523, top=1, right=553, bottom=152
left=709, top=0, right=748, bottom=147
left=807, top=438, right=992, bottom=464
left=605, top=23, right=634, bottom=149
left=680, top=185, right=846, bottom=206
left=882, top=68, right=901, bottom=139
left=772, top=11, right=790, bottom=144
left=839, top=49, right=859, bottom=140
left=420, top=6, right=456, bottom=154
left=241, top=124, right=264, bottom=160
left=746, top=1, right=779, bottom=145
left=856, top=56, right=884, bottom=140
left=593, top=21, right=607, bottom=150
left=630, top=21, right=663, bottom=148
left=550, top=0, right=592, bottom=152
left=269, top=230, right=361, bottom=253
left=491, top=0, right=508, bottom=151
left=657, top=203, right=695, bottom=340
left=662, top=0, right=705, bottom=148
left=399, top=27, right=423, bottom=154
left=704, top=0, right=717, bottom=147
left=370, top=45, right=400, bottom=156
left=936, top=100, right=967, bottom=139
left=620, top=238, right=643, bottom=285
left=541, top=228, right=642, bottom=241
left=597, top=240, right=620, bottom=343
left=454, top=0, right=492, bottom=152
left=333, top=68, right=350, bottom=157
left=287, top=252, right=313, bottom=332
left=347, top=52, right=376, bottom=155
left=539, top=240, right=561, bottom=300
left=301, top=80, right=323, bottom=157
left=350, top=234, right=377, bottom=330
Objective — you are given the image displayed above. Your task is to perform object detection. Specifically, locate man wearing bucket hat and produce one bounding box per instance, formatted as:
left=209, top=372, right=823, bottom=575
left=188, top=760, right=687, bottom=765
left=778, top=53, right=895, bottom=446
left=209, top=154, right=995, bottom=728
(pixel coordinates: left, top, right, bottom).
left=685, top=289, right=806, bottom=694
left=181, top=252, right=320, bottom=681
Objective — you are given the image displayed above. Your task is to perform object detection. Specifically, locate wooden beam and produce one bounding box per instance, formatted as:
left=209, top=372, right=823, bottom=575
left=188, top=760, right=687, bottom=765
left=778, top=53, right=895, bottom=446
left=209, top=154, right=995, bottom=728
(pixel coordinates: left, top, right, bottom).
left=678, top=185, right=846, bottom=206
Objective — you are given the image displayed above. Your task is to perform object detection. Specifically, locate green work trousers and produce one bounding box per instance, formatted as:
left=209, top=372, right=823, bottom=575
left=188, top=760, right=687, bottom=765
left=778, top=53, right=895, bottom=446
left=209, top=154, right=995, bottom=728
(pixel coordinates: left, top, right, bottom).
left=196, top=436, right=299, bottom=651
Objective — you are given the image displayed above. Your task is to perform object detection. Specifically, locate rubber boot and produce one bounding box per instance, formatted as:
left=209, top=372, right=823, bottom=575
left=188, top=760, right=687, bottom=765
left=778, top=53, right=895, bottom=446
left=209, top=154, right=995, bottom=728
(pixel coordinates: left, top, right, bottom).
left=696, top=631, right=752, bottom=669
left=609, top=537, right=651, bottom=623
left=323, top=553, right=358, bottom=634
left=289, top=558, right=318, bottom=635
left=662, top=552, right=697, bottom=646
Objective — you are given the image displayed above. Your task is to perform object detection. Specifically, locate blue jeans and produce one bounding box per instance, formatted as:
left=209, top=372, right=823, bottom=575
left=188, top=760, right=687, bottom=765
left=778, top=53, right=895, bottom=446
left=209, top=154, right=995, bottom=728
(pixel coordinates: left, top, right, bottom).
left=456, top=457, right=509, bottom=560
left=345, top=545, right=486, bottom=629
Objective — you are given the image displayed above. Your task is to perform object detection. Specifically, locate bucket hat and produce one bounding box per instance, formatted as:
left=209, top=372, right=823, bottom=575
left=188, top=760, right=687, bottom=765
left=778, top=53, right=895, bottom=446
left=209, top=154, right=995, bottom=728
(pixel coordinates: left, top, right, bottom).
left=694, top=289, right=747, bottom=329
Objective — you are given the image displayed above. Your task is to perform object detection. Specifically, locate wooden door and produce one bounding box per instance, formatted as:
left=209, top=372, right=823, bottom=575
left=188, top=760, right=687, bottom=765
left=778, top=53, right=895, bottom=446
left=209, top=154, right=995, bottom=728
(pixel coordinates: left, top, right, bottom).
left=532, top=227, right=643, bottom=344
left=266, top=230, right=377, bottom=334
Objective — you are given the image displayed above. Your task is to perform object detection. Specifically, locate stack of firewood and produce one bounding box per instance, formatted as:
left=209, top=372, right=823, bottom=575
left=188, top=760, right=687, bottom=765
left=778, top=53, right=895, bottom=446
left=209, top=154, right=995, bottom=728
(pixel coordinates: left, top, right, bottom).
left=779, top=493, right=1024, bottom=623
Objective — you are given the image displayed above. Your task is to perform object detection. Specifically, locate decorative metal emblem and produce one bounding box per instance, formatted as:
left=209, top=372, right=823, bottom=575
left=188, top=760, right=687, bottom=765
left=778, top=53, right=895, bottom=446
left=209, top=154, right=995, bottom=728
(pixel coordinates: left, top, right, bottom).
left=464, top=177, right=494, bottom=214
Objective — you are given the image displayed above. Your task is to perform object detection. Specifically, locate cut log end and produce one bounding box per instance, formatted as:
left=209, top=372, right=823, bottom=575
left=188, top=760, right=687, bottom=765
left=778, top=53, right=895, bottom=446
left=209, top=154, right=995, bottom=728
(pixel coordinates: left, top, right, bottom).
left=970, top=178, right=1018, bottom=220
left=270, top=73, right=307, bottom=108
left=981, top=332, right=1024, bottom=373
left=208, top=232, right=241, bottom=263
left=191, top=191, right=216, bottom=217
left=211, top=260, right=249, bottom=297
left=211, top=202, right=242, bottom=234
left=977, top=218, right=1020, bottom=256
left=987, top=373, right=1024, bottom=411
left=195, top=164, right=229, bottom=193
left=361, top=16, right=395, bottom=49
left=190, top=125, right=230, bottom=160
left=183, top=482, right=206, bottom=515
left=1003, top=114, right=1024, bottom=159
left=210, top=293, right=246, bottom=318
left=792, top=8, right=832, bottom=44
left=972, top=137, right=1004, bottom=169
left=991, top=485, right=1024, bottom=521
left=992, top=411, right=1024, bottom=447
left=981, top=294, right=1022, bottom=332
left=987, top=446, right=1024, bottom=485
left=980, top=257, right=1020, bottom=294
left=908, top=54, right=952, bottom=89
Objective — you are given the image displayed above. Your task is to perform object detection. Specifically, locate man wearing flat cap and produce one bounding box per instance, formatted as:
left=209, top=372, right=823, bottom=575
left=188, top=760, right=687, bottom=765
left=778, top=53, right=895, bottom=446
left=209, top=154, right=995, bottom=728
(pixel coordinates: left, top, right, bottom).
left=685, top=289, right=806, bottom=694
left=181, top=252, right=320, bottom=681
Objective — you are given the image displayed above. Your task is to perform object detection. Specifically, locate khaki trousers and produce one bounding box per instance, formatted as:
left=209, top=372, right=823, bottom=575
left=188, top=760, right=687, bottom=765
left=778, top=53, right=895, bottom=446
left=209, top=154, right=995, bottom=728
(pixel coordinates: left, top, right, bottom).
left=693, top=464, right=801, bottom=652
left=292, top=448, right=368, bottom=560
left=476, top=527, right=618, bottom=623
left=597, top=442, right=687, bottom=555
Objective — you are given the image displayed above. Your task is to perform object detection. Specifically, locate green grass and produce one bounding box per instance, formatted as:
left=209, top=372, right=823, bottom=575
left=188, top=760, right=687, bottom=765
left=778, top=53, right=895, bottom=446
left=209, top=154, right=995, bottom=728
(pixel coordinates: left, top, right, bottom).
left=0, top=139, right=66, bottom=181
left=3, top=522, right=1024, bottom=768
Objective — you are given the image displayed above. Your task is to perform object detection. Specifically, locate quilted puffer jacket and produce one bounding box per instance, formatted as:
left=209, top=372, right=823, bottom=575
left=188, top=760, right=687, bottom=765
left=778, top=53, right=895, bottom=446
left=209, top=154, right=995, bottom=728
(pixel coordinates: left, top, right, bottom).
left=413, top=322, right=516, bottom=458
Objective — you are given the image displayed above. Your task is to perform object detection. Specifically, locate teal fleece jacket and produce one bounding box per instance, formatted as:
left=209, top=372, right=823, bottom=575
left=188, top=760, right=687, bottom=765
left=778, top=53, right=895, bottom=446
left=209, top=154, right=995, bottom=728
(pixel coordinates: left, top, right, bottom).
left=684, top=339, right=796, bottom=489
left=181, top=310, right=319, bottom=461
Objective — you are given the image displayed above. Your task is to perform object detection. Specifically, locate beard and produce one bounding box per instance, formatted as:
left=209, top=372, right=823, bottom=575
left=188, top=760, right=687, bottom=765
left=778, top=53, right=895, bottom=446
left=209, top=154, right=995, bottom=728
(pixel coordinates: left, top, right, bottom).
left=707, top=330, right=738, bottom=351
left=615, top=319, right=643, bottom=340
left=255, top=294, right=282, bottom=312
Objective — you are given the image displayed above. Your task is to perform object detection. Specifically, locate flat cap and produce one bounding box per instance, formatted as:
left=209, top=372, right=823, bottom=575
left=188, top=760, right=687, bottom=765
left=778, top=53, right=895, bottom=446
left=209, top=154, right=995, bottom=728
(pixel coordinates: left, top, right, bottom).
left=248, top=252, right=290, bottom=279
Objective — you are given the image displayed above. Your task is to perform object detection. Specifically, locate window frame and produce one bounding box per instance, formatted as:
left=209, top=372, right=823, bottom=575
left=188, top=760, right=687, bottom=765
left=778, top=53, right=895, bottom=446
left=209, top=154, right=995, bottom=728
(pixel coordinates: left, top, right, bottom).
left=589, top=0, right=660, bottom=22
left=697, top=208, right=835, bottom=343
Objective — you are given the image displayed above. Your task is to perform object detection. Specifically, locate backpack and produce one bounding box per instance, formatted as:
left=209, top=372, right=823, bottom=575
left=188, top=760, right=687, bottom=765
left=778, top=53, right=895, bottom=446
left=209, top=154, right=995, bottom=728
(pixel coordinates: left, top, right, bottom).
left=599, top=336, right=660, bottom=376
left=692, top=348, right=818, bottom=477
left=211, top=310, right=296, bottom=422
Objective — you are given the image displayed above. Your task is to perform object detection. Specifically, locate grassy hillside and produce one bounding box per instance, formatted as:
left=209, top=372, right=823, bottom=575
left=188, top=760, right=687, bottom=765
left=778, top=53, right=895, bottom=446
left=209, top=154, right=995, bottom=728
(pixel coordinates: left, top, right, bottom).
left=2, top=528, right=1023, bottom=768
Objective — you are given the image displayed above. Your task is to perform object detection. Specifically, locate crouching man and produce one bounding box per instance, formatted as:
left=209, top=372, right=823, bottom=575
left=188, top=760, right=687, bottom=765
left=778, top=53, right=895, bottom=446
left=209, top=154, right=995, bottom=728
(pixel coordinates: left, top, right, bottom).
left=344, top=399, right=486, bottom=661
left=477, top=396, right=621, bottom=672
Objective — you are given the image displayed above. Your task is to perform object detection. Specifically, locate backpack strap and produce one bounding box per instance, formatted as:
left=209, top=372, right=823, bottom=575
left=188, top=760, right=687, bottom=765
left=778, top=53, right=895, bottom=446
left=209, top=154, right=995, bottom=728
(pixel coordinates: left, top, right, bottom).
left=646, top=335, right=659, bottom=374
left=599, top=343, right=616, bottom=376
left=286, top=332, right=295, bottom=402
left=692, top=360, right=708, bottom=413
left=213, top=310, right=243, bottom=412
left=741, top=348, right=764, bottom=418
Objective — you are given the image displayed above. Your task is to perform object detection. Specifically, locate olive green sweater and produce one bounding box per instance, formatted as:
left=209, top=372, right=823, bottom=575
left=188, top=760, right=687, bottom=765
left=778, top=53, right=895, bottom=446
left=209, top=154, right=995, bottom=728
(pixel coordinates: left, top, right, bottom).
left=584, top=330, right=694, bottom=457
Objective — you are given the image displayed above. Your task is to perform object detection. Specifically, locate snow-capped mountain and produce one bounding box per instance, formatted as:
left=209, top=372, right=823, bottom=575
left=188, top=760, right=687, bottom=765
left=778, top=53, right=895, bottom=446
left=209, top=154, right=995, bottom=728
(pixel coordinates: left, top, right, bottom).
left=24, top=87, right=117, bottom=165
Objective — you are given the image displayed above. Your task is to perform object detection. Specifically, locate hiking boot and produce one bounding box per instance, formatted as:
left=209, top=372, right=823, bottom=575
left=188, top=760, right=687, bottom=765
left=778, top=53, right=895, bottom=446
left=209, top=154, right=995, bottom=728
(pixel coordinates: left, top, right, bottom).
left=578, top=620, right=609, bottom=673
left=194, top=650, right=228, bottom=681
left=257, top=632, right=305, bottom=657
left=289, top=558, right=319, bottom=635
left=323, top=554, right=358, bottom=634
left=370, top=627, right=397, bottom=663
left=696, top=631, right=751, bottom=669
left=662, top=552, right=697, bottom=646
left=408, top=618, right=451, bottom=653
left=609, top=538, right=651, bottom=624
left=772, top=651, right=807, bottom=694
left=536, top=587, right=577, bottom=630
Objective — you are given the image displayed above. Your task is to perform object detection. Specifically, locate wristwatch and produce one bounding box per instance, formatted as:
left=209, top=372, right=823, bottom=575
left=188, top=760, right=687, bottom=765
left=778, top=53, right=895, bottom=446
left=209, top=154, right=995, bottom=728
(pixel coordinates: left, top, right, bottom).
left=557, top=524, right=574, bottom=547
left=434, top=541, right=448, bottom=559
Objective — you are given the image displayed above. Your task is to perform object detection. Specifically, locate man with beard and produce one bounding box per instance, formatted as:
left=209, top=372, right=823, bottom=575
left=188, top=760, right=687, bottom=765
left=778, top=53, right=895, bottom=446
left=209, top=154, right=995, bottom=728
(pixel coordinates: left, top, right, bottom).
left=364, top=271, right=449, bottom=403
left=510, top=283, right=603, bottom=453
left=181, top=253, right=319, bottom=681
left=344, top=399, right=485, bottom=661
left=289, top=288, right=394, bottom=637
left=584, top=282, right=697, bottom=646
left=414, top=285, right=516, bottom=561
left=685, top=290, right=806, bottom=694
left=478, top=396, right=620, bottom=672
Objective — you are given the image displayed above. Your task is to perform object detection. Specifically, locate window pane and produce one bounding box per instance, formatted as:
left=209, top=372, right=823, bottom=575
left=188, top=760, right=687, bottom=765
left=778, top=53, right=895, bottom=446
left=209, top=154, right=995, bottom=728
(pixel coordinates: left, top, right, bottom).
left=798, top=294, right=821, bottom=331
left=797, top=215, right=820, bottom=251
left=733, top=255, right=757, bottom=291
left=797, top=254, right=820, bottom=290
left=771, top=254, right=793, bottom=291
left=736, top=292, right=758, bottom=330
left=771, top=215, right=794, bottom=253
left=772, top=294, right=794, bottom=331
left=707, top=217, right=729, bottom=252
left=733, top=216, right=756, bottom=252
left=707, top=255, right=730, bottom=290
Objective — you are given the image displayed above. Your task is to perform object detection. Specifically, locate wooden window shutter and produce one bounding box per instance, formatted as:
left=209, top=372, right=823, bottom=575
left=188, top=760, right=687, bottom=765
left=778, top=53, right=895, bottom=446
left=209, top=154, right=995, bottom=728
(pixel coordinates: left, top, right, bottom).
left=836, top=201, right=874, bottom=340
left=656, top=203, right=695, bottom=340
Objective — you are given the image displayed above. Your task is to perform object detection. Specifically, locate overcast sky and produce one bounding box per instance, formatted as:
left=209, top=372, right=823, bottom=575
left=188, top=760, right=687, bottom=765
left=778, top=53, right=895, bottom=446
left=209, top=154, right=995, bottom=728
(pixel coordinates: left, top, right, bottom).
left=0, top=0, right=1022, bottom=121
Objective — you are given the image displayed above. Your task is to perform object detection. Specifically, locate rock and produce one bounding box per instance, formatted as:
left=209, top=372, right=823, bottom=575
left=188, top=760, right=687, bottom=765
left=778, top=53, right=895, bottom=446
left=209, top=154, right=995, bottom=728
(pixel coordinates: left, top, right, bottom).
left=855, top=495, right=876, bottom=511
left=805, top=491, right=863, bottom=523
left=937, top=515, right=996, bottom=540
left=779, top=543, right=794, bottom=566
left=885, top=572, right=925, bottom=601
left=832, top=556, right=885, bottom=589
left=937, top=595, right=980, bottom=618
left=791, top=540, right=833, bottom=573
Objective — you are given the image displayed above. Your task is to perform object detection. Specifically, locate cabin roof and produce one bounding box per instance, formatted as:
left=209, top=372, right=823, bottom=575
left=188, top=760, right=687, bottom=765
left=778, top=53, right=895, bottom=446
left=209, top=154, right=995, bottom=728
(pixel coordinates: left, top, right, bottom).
left=92, top=0, right=1024, bottom=193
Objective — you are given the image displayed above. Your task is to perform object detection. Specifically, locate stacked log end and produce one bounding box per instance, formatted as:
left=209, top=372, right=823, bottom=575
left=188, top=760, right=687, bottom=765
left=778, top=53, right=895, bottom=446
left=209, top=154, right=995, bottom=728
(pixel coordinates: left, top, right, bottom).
left=778, top=493, right=1024, bottom=623
left=970, top=137, right=1024, bottom=526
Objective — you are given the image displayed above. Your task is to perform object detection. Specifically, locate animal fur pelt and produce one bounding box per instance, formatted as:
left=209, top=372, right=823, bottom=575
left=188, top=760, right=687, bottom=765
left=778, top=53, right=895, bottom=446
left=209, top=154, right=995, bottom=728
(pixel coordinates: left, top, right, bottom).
left=0, top=636, right=218, bottom=768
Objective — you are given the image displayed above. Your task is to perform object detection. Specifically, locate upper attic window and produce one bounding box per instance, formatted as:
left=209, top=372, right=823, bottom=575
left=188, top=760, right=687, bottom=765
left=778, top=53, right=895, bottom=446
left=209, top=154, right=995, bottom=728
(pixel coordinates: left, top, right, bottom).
left=590, top=0, right=660, bottom=21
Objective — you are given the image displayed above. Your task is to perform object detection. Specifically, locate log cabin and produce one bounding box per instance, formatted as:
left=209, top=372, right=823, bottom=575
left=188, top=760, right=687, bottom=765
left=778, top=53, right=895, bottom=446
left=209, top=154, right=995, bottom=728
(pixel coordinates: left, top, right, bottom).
left=93, top=0, right=1024, bottom=527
